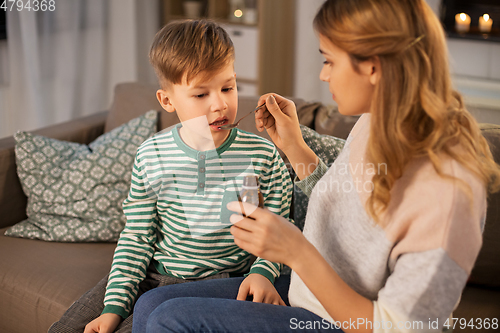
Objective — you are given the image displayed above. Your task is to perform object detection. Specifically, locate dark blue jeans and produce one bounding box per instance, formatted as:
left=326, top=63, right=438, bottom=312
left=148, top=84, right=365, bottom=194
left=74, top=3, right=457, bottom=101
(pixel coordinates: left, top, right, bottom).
left=132, top=275, right=343, bottom=333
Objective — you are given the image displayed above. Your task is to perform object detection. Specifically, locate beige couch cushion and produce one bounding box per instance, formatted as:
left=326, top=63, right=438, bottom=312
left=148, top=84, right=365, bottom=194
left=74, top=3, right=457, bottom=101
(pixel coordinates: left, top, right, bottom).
left=104, top=82, right=179, bottom=133
left=0, top=228, right=115, bottom=333
left=313, top=104, right=359, bottom=140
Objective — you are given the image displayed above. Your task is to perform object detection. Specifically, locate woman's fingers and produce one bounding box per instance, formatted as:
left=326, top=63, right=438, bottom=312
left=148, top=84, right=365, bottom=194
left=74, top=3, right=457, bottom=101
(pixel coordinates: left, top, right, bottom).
left=229, top=216, right=258, bottom=239
left=255, top=94, right=289, bottom=125
left=230, top=225, right=258, bottom=254
left=227, top=201, right=263, bottom=219
left=255, top=108, right=275, bottom=132
left=259, top=94, right=289, bottom=128
left=264, top=95, right=283, bottom=120
left=261, top=109, right=276, bottom=131
left=228, top=200, right=301, bottom=264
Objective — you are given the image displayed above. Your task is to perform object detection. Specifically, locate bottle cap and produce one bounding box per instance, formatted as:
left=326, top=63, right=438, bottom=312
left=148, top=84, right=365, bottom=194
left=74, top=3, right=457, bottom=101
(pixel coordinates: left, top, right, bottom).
left=242, top=175, right=259, bottom=188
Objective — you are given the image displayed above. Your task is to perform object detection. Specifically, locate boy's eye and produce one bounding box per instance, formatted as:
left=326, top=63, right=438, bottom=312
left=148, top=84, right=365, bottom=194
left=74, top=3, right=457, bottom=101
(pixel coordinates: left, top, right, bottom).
left=323, top=60, right=332, bottom=66
left=222, top=87, right=234, bottom=93
left=194, top=93, right=207, bottom=98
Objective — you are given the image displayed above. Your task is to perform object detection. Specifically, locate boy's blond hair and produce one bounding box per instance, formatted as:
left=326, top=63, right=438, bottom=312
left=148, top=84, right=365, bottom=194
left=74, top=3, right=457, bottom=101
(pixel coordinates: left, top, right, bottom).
left=149, top=19, right=234, bottom=88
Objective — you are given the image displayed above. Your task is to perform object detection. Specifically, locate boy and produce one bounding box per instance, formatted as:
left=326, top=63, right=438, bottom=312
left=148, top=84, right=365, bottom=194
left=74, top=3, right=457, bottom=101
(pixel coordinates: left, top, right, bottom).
left=50, top=19, right=292, bottom=333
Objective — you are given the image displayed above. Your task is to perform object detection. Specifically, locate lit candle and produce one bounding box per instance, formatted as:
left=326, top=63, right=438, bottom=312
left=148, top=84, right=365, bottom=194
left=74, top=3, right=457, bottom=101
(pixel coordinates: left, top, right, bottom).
left=455, top=13, right=471, bottom=33
left=234, top=9, right=243, bottom=19
left=479, top=14, right=493, bottom=33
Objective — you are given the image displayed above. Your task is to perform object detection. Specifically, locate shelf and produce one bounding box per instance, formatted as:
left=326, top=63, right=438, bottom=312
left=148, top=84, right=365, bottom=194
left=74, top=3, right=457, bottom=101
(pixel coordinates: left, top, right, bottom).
left=441, top=0, right=500, bottom=43
left=161, top=0, right=295, bottom=97
left=162, top=0, right=258, bottom=26
left=446, top=29, right=500, bottom=43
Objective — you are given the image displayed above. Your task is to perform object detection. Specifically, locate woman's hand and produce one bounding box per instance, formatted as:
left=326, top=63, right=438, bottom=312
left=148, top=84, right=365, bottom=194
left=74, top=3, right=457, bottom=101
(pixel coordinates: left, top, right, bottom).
left=237, top=273, right=286, bottom=306
left=255, top=94, right=319, bottom=180
left=228, top=201, right=306, bottom=268
left=255, top=94, right=304, bottom=156
left=230, top=202, right=374, bottom=333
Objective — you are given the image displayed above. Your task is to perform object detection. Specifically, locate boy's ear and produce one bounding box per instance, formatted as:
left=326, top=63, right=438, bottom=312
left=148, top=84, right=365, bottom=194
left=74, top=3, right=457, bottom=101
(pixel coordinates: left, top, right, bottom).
left=156, top=89, right=176, bottom=113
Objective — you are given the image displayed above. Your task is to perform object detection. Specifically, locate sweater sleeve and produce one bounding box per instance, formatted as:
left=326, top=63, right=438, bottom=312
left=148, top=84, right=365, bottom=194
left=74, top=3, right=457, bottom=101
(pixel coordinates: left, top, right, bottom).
left=294, top=158, right=329, bottom=198
left=372, top=249, right=470, bottom=333
left=372, top=164, right=486, bottom=333
left=247, top=149, right=293, bottom=283
left=102, top=150, right=159, bottom=318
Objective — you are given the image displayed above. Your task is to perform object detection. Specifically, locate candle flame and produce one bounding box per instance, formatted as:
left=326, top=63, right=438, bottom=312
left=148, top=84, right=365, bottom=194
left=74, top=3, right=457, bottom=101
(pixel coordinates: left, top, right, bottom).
left=483, top=14, right=490, bottom=22
left=460, top=13, right=467, bottom=21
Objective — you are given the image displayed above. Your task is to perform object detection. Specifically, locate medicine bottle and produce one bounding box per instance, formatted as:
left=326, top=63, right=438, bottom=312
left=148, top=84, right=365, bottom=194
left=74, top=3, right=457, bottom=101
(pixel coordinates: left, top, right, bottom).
left=239, top=175, right=264, bottom=213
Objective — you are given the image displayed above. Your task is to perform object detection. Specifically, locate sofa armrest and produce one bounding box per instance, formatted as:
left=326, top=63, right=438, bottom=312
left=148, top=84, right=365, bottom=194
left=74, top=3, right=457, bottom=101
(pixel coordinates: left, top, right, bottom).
left=0, top=111, right=109, bottom=229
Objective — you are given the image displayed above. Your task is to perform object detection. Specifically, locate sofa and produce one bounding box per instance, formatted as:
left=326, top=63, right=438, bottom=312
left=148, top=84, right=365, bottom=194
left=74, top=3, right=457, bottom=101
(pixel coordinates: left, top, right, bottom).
left=0, top=82, right=498, bottom=333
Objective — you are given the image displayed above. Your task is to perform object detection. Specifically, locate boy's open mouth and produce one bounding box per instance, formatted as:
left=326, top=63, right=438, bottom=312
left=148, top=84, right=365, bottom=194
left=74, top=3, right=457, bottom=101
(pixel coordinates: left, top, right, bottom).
left=209, top=118, right=228, bottom=126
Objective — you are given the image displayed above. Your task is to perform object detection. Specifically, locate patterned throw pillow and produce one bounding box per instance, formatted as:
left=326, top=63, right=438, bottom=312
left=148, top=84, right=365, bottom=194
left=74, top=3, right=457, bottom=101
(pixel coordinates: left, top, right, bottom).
left=292, top=125, right=345, bottom=231
left=5, top=111, right=157, bottom=242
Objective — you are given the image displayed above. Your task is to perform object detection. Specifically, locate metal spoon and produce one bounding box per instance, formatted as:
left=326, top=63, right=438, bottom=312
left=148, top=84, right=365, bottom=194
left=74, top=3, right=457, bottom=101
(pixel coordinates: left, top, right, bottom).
left=218, top=102, right=266, bottom=130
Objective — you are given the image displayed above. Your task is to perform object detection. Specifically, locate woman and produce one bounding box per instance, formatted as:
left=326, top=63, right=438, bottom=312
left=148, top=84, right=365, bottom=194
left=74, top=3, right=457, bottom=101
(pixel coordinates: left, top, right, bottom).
left=132, top=0, right=500, bottom=332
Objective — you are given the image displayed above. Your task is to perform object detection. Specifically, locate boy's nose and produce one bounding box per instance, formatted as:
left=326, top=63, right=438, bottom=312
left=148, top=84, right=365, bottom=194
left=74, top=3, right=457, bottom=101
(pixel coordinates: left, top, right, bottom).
left=211, top=94, right=227, bottom=111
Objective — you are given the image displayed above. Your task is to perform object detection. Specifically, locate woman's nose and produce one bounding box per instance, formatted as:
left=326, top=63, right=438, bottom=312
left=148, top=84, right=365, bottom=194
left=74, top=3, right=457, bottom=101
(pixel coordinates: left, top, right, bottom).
left=319, top=66, right=329, bottom=82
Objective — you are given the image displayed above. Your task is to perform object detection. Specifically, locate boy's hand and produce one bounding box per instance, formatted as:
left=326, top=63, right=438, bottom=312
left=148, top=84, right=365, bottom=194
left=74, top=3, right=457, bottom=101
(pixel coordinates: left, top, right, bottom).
left=84, top=313, right=122, bottom=333
left=237, top=273, right=286, bottom=306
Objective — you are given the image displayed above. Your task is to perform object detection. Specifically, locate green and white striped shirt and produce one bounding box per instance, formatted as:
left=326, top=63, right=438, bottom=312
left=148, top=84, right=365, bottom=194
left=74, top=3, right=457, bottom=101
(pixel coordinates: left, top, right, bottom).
left=103, top=125, right=293, bottom=317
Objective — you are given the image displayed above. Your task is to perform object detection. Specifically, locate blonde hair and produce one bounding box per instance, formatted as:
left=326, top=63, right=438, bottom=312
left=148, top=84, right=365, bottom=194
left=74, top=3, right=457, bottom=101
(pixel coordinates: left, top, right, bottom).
left=149, top=19, right=234, bottom=87
left=314, top=0, right=500, bottom=223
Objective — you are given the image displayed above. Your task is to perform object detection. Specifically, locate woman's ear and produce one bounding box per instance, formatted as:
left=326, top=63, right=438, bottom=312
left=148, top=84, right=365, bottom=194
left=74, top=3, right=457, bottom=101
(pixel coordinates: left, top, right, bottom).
left=156, top=89, right=176, bottom=113
left=368, top=56, right=381, bottom=86
left=359, top=56, right=381, bottom=86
